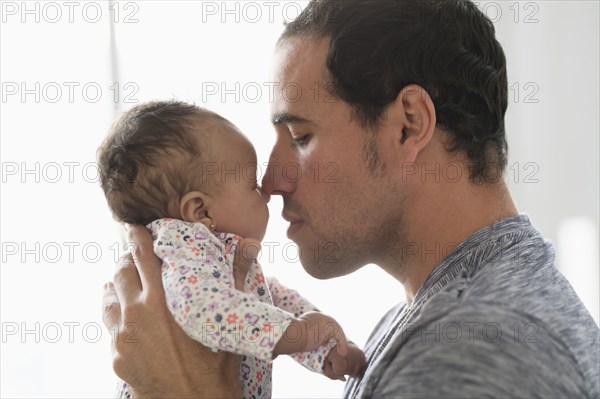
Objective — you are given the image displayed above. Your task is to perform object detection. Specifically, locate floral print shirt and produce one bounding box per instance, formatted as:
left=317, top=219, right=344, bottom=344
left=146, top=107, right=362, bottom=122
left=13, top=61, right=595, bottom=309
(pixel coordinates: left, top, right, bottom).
left=116, top=218, right=334, bottom=399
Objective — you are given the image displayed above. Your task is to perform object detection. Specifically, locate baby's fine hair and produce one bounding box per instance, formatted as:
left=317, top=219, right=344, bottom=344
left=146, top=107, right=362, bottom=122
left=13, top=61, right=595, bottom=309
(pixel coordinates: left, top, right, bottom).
left=97, top=101, right=228, bottom=225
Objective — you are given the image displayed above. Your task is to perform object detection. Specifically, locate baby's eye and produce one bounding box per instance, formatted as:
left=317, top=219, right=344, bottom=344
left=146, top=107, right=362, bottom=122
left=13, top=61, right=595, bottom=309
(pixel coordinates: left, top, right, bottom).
left=291, top=134, right=311, bottom=148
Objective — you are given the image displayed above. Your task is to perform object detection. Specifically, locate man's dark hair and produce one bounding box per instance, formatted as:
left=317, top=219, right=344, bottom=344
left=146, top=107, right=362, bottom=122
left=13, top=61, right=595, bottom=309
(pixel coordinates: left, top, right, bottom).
left=281, top=0, right=508, bottom=182
left=97, top=101, right=226, bottom=225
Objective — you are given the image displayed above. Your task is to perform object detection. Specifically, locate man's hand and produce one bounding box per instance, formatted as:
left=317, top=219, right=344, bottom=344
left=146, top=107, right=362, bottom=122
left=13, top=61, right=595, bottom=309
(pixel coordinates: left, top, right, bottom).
left=101, top=224, right=260, bottom=398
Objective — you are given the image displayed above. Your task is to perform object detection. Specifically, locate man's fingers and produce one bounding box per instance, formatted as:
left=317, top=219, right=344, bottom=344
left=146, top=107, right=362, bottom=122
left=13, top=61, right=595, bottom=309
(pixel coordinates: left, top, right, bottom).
left=235, top=238, right=261, bottom=263
left=125, top=224, right=163, bottom=290
left=102, top=282, right=122, bottom=328
left=232, top=238, right=261, bottom=291
left=113, top=252, right=142, bottom=305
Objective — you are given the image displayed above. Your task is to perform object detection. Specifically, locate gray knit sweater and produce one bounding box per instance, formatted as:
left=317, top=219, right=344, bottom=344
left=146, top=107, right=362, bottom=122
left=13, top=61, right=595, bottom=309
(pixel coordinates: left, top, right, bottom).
left=345, top=215, right=599, bottom=398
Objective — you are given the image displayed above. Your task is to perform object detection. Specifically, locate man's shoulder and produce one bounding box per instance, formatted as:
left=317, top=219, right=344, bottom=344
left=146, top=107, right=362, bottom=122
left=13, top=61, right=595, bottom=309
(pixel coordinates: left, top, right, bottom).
left=404, top=299, right=567, bottom=347
left=378, top=300, right=598, bottom=398
left=375, top=303, right=589, bottom=397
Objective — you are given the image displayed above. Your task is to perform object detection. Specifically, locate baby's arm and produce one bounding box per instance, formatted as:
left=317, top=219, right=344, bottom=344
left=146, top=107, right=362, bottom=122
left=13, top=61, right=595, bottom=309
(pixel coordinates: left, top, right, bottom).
left=268, top=277, right=365, bottom=377
left=273, top=311, right=348, bottom=357
left=268, top=276, right=323, bottom=317
left=152, top=219, right=295, bottom=361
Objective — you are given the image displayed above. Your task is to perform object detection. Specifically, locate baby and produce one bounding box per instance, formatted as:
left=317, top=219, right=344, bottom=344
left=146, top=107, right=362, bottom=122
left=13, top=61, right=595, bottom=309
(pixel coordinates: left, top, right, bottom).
left=97, top=101, right=366, bottom=398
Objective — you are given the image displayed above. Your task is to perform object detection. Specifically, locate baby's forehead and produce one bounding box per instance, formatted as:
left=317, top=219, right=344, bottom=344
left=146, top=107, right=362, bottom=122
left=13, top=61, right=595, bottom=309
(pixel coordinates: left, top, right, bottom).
left=189, top=118, right=257, bottom=168
left=201, top=119, right=255, bottom=151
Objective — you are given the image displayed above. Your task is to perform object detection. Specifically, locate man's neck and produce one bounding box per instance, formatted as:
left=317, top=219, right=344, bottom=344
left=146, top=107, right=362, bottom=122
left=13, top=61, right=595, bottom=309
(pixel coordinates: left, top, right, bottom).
left=381, top=179, right=518, bottom=306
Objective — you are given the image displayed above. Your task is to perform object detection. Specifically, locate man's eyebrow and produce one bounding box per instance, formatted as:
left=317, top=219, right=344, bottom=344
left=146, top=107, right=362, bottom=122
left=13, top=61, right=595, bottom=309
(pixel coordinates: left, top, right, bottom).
left=271, top=113, right=313, bottom=125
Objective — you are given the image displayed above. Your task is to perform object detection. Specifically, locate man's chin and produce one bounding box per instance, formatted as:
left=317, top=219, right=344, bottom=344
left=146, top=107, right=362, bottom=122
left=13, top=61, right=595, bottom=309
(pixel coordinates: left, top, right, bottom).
left=293, top=235, right=361, bottom=278
left=301, top=264, right=335, bottom=279
left=298, top=253, right=360, bottom=280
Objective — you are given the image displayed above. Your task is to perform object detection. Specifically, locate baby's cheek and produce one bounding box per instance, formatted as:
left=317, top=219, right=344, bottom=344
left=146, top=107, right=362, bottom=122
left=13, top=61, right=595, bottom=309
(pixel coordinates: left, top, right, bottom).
left=254, top=203, right=269, bottom=240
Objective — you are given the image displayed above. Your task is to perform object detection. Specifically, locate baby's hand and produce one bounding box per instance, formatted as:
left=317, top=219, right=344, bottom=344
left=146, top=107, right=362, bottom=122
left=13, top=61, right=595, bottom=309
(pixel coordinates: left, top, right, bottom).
left=273, top=311, right=348, bottom=357
left=324, top=342, right=366, bottom=381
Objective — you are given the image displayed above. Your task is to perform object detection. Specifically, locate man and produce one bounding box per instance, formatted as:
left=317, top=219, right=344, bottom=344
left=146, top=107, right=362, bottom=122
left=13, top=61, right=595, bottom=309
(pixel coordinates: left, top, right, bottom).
left=102, top=0, right=600, bottom=397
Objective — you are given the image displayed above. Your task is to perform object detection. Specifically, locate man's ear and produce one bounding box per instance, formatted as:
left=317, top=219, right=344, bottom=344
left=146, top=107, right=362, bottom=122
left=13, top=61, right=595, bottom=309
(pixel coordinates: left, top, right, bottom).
left=179, top=191, right=213, bottom=227
left=384, top=84, right=437, bottom=164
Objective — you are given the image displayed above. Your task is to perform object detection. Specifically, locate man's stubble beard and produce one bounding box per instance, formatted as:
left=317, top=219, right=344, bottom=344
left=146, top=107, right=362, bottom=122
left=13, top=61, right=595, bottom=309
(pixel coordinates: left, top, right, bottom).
left=293, top=183, right=406, bottom=280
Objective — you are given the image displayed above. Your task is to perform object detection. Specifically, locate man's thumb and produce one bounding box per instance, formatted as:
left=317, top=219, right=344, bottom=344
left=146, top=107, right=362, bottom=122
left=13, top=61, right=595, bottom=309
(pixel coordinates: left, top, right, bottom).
left=232, top=238, right=261, bottom=291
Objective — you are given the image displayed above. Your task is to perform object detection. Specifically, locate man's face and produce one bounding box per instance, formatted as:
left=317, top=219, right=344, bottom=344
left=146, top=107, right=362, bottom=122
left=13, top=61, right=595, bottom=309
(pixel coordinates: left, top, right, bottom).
left=262, top=37, right=405, bottom=278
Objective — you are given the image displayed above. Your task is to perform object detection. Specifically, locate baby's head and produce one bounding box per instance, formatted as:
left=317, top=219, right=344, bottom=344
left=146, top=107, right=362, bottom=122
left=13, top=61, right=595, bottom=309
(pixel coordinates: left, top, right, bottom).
left=97, top=101, right=269, bottom=241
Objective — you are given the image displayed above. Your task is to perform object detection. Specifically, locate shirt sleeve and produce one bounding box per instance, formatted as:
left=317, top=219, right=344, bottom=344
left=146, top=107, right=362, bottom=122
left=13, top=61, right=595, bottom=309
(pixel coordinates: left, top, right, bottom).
left=267, top=276, right=336, bottom=374
left=151, top=219, right=295, bottom=361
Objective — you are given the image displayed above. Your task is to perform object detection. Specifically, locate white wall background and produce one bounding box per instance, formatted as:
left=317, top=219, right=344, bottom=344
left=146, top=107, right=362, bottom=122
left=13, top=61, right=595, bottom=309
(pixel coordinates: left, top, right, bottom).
left=0, top=1, right=598, bottom=397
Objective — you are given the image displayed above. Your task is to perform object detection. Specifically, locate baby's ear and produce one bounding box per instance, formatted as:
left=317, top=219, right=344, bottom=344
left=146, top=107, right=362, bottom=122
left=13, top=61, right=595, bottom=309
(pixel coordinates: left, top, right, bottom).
left=179, top=191, right=210, bottom=225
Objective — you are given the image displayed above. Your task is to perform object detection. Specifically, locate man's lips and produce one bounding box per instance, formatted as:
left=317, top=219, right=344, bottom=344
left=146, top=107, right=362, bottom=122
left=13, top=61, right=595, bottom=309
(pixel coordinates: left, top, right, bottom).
left=282, top=211, right=304, bottom=237
left=282, top=211, right=304, bottom=224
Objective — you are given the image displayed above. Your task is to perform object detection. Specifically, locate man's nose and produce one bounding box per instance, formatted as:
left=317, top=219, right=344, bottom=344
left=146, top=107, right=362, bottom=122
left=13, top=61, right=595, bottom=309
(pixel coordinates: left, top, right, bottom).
left=261, top=165, right=275, bottom=201
left=261, top=156, right=296, bottom=199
